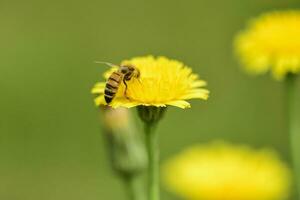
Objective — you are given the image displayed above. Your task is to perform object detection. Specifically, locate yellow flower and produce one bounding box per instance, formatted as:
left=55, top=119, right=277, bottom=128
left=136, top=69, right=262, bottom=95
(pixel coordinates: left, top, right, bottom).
left=234, top=10, right=300, bottom=80
left=91, top=56, right=209, bottom=108
left=163, top=142, right=291, bottom=200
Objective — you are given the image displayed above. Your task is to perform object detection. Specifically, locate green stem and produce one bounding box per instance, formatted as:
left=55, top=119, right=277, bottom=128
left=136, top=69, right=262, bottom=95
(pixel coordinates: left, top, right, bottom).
left=145, top=123, right=159, bottom=200
left=286, top=75, right=300, bottom=198
left=123, top=174, right=146, bottom=200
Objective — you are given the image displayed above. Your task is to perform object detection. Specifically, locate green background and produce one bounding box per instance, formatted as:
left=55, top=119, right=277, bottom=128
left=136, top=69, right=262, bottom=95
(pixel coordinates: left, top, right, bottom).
left=1, top=0, right=300, bottom=199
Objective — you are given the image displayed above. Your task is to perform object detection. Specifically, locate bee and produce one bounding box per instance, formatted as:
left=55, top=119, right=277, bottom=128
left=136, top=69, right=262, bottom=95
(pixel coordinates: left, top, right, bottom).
left=96, top=61, right=140, bottom=104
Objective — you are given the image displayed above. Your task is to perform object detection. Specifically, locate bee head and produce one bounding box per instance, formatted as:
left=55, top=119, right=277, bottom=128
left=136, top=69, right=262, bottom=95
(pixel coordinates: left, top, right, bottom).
left=121, top=65, right=140, bottom=80
left=119, top=65, right=130, bottom=72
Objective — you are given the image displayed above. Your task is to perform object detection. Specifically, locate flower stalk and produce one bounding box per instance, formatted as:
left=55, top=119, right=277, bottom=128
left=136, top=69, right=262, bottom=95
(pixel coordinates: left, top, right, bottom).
left=285, top=74, right=300, bottom=198
left=138, top=106, right=166, bottom=200
left=145, top=122, right=159, bottom=200
left=123, top=174, right=146, bottom=200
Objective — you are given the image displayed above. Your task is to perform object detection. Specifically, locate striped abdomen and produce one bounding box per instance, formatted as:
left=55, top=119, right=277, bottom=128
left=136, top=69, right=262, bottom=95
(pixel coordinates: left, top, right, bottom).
left=104, top=71, right=123, bottom=104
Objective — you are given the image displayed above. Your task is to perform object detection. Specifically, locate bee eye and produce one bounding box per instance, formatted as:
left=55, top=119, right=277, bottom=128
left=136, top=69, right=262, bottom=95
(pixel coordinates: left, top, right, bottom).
left=121, top=68, right=128, bottom=73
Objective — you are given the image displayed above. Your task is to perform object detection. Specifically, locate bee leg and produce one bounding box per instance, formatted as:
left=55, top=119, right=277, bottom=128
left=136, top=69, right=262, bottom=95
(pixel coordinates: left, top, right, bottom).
left=137, top=78, right=142, bottom=84
left=123, top=80, right=130, bottom=100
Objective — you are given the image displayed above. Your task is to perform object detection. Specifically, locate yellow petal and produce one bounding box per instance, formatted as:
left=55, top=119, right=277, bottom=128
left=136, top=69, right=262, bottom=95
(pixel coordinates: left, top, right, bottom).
left=182, top=89, right=209, bottom=100
left=91, top=82, right=106, bottom=94
left=166, top=100, right=191, bottom=109
left=94, top=95, right=106, bottom=106
left=191, top=80, right=207, bottom=88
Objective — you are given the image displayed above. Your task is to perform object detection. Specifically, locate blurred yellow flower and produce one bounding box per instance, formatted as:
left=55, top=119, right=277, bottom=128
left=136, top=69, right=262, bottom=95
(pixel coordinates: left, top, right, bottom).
left=163, top=142, right=291, bottom=200
left=92, top=55, right=209, bottom=109
left=234, top=10, right=300, bottom=80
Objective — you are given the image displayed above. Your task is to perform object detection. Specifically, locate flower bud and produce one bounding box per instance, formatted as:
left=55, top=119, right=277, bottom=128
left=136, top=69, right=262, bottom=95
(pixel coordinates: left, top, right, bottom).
left=101, top=106, right=147, bottom=176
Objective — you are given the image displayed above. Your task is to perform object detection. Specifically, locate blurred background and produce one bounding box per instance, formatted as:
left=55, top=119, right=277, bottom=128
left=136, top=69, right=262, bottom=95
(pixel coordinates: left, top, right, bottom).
left=1, top=0, right=300, bottom=199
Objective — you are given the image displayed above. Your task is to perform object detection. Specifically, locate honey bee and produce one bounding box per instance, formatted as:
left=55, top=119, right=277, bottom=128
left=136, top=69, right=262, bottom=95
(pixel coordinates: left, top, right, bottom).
left=96, top=62, right=140, bottom=104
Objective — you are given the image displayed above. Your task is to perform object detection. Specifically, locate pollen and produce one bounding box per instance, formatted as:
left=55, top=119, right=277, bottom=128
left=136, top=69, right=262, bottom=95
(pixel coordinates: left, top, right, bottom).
left=234, top=10, right=300, bottom=80
left=92, top=56, right=209, bottom=108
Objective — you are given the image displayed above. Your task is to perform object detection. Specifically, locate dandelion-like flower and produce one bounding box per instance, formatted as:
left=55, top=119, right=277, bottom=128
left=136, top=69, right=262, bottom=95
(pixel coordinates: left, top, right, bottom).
left=163, top=142, right=291, bottom=200
left=234, top=10, right=300, bottom=80
left=92, top=56, right=209, bottom=108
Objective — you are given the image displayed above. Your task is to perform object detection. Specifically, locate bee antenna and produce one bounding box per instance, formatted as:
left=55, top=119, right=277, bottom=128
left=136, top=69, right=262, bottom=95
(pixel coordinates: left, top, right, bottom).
left=94, top=61, right=118, bottom=67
